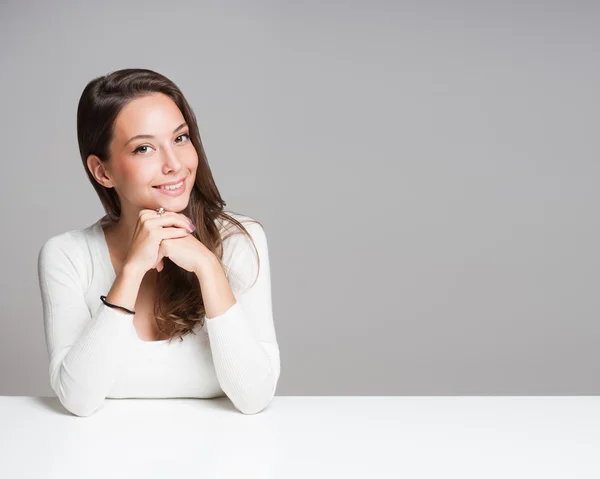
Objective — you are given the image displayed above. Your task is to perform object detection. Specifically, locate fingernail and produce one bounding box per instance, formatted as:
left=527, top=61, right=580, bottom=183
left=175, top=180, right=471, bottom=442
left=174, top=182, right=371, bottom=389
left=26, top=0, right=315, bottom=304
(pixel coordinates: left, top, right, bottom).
left=187, top=223, right=196, bottom=233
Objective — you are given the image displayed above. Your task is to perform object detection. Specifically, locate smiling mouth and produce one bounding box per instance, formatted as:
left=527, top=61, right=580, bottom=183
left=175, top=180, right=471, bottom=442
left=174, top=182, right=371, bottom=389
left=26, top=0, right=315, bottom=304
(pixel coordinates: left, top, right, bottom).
left=153, top=180, right=184, bottom=190
left=152, top=175, right=188, bottom=188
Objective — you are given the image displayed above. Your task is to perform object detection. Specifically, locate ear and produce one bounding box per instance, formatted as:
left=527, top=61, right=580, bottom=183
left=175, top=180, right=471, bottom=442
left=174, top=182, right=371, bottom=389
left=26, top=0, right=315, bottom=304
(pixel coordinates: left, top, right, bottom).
left=87, top=154, right=115, bottom=188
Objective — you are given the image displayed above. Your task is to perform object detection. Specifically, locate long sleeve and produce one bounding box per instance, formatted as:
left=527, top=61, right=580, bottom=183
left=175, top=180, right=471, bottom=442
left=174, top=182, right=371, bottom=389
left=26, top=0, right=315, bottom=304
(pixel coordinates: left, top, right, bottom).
left=205, top=221, right=281, bottom=414
left=37, top=234, right=137, bottom=417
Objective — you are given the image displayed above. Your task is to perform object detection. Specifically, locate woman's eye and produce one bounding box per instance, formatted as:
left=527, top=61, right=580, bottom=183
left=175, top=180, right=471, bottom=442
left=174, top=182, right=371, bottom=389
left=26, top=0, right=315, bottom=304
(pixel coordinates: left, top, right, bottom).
left=175, top=133, right=190, bottom=143
left=133, top=145, right=153, bottom=155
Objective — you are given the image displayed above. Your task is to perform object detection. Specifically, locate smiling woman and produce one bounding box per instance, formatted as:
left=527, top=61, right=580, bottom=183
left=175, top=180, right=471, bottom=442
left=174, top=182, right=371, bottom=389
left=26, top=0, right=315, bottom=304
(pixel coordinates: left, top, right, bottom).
left=37, top=68, right=280, bottom=417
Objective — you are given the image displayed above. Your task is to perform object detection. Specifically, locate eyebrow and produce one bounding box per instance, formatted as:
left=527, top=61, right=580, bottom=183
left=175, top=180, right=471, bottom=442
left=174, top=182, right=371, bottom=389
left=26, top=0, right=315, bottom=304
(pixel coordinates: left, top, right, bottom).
left=125, top=122, right=188, bottom=146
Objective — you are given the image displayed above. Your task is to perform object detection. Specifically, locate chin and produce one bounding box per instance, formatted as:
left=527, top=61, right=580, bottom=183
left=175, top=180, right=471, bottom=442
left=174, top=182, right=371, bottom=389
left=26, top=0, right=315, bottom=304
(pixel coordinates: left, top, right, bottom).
left=154, top=200, right=189, bottom=211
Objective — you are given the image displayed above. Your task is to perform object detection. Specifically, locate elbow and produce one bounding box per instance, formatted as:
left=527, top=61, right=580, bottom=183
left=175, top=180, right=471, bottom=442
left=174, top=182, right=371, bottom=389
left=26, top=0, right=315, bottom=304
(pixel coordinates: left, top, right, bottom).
left=236, top=398, right=272, bottom=415
left=67, top=401, right=101, bottom=417
left=51, top=366, right=104, bottom=417
left=234, top=380, right=279, bottom=415
left=58, top=390, right=104, bottom=417
left=67, top=405, right=97, bottom=417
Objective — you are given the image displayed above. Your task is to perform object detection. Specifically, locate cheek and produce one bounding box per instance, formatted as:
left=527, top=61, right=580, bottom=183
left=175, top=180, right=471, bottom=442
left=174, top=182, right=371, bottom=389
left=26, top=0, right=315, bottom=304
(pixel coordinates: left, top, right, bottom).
left=120, top=162, right=155, bottom=187
left=186, top=148, right=199, bottom=169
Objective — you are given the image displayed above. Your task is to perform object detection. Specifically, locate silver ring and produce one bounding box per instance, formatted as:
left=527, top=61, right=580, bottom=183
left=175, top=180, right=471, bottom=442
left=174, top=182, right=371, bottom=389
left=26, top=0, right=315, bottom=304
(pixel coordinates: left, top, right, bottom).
left=156, top=207, right=165, bottom=216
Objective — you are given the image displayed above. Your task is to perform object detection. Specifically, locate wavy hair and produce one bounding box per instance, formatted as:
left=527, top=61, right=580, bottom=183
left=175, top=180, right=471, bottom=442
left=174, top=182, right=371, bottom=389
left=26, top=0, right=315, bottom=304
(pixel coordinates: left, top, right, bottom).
left=76, top=68, right=260, bottom=344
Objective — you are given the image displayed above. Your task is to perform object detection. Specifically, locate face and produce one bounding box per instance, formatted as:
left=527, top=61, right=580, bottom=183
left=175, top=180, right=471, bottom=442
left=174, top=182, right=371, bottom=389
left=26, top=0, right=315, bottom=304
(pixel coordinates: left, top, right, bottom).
left=92, top=92, right=198, bottom=217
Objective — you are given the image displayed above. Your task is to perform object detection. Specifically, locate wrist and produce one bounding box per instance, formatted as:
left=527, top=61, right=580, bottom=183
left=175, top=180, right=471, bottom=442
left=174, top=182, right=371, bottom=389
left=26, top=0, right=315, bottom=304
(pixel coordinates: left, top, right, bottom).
left=193, top=253, right=220, bottom=278
left=121, top=261, right=147, bottom=283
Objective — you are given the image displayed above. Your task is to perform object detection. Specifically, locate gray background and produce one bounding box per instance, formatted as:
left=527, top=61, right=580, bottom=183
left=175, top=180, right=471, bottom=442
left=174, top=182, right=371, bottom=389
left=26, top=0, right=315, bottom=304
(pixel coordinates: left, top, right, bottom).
left=1, top=0, right=598, bottom=396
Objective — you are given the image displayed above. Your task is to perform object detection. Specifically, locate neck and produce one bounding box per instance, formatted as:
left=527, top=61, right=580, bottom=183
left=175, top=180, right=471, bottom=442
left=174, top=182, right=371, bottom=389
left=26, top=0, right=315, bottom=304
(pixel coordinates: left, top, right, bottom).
left=104, top=210, right=142, bottom=265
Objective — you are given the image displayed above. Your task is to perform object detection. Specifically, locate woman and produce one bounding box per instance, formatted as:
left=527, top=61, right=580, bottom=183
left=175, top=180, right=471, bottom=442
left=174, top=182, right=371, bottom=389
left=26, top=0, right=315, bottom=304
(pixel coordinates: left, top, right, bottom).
left=37, top=68, right=280, bottom=417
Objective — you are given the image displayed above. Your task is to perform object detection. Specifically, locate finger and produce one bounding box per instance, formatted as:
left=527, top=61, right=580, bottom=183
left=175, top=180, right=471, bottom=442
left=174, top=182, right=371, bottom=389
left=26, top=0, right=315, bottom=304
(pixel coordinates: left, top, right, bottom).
left=150, top=212, right=193, bottom=232
left=135, top=209, right=158, bottom=233
left=158, top=226, right=193, bottom=239
left=140, top=208, right=188, bottom=223
left=154, top=245, right=164, bottom=270
left=139, top=208, right=161, bottom=221
left=138, top=208, right=174, bottom=223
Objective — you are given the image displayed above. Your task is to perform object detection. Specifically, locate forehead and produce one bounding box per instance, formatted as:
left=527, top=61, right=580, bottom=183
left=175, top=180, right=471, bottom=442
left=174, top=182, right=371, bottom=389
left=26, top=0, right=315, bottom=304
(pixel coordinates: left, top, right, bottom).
left=114, top=93, right=184, bottom=137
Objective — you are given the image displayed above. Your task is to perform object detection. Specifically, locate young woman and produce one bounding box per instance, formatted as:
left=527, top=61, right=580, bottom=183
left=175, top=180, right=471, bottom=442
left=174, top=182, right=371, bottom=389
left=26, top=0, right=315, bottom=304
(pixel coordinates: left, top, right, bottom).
left=37, top=68, right=280, bottom=417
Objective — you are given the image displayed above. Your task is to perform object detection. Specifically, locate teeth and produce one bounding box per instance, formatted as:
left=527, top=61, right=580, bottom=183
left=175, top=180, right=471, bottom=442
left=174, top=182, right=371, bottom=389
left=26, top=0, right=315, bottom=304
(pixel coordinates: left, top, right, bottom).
left=158, top=181, right=183, bottom=190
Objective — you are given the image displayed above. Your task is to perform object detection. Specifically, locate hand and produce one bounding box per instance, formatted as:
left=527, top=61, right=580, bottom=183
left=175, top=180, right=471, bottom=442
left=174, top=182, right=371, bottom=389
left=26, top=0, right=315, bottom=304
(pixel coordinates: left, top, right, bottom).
left=123, top=209, right=195, bottom=274
left=154, top=231, right=214, bottom=274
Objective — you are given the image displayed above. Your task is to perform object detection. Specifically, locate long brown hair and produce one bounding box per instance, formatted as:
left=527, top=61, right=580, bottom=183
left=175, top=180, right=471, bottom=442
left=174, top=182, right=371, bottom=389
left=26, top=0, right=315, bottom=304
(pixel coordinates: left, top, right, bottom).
left=76, top=68, right=260, bottom=344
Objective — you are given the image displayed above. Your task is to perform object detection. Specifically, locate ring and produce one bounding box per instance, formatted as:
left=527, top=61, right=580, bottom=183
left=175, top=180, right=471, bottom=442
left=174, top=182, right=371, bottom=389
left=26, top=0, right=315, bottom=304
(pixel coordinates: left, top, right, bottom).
left=156, top=207, right=165, bottom=216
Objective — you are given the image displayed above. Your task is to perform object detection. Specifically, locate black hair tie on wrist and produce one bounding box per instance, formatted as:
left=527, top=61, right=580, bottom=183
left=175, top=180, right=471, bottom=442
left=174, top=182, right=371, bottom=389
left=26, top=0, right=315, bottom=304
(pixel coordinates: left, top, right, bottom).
left=100, top=295, right=136, bottom=315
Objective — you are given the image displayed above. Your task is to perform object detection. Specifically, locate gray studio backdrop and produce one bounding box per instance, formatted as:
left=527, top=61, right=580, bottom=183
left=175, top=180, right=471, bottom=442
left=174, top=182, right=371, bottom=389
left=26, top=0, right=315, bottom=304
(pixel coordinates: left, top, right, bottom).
left=1, top=1, right=598, bottom=396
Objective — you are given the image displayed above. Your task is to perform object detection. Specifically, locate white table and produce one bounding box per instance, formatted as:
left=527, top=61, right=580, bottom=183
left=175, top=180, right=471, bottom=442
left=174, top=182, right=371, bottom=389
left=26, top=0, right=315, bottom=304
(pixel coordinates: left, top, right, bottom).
left=1, top=396, right=599, bottom=478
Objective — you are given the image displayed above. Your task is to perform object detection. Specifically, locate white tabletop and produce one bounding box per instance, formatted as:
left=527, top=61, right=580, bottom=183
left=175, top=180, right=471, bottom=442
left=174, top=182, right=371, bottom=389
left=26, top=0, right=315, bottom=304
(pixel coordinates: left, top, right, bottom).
left=1, top=396, right=599, bottom=478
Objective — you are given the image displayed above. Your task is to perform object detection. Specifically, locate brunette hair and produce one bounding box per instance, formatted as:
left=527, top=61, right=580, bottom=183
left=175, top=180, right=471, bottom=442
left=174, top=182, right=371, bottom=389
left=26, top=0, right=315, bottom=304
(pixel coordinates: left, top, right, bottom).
left=76, top=68, right=260, bottom=344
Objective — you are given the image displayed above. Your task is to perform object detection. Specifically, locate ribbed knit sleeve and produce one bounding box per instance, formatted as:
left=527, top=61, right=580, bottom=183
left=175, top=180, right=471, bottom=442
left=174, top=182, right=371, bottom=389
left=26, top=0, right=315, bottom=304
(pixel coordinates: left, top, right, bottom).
left=37, top=235, right=137, bottom=417
left=205, top=221, right=281, bottom=414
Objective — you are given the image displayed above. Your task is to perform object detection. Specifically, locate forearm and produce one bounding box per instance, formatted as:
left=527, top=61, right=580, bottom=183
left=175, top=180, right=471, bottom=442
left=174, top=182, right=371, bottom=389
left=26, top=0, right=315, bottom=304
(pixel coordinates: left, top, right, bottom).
left=53, top=266, right=144, bottom=416
left=194, top=254, right=237, bottom=321
left=105, top=262, right=146, bottom=313
left=194, top=254, right=278, bottom=414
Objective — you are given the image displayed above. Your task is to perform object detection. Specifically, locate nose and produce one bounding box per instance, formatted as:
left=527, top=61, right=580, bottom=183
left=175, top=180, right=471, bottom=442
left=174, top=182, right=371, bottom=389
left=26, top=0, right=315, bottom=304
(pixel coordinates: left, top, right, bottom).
left=162, top=147, right=183, bottom=173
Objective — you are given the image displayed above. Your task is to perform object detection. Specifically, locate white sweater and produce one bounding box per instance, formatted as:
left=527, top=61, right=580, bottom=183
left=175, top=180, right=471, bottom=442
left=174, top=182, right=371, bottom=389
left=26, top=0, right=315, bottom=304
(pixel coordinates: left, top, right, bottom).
left=37, top=213, right=280, bottom=417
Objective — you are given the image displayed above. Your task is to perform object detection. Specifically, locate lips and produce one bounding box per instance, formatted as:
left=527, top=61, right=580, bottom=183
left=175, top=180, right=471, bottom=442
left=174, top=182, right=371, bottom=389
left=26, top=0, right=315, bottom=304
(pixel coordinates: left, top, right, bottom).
left=153, top=176, right=187, bottom=197
left=153, top=176, right=186, bottom=188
